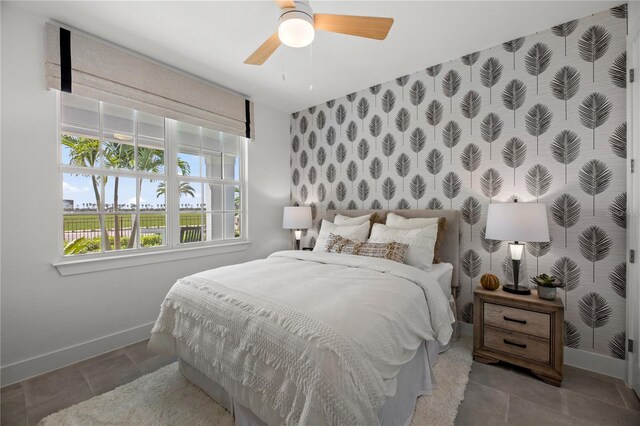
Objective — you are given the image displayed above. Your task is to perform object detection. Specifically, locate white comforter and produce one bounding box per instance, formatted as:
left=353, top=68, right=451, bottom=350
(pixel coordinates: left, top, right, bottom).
left=149, top=250, right=455, bottom=426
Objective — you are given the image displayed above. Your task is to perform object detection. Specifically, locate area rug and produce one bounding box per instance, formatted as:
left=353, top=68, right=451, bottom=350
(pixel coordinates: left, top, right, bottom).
left=39, top=337, right=472, bottom=426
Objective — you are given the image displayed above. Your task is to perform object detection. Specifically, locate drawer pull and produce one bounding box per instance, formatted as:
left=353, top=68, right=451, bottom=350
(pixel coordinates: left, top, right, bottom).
left=503, top=339, right=527, bottom=349
left=503, top=316, right=527, bottom=324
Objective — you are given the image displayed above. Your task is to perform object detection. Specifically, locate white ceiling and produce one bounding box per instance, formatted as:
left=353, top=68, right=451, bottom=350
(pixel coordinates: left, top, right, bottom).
left=15, top=1, right=621, bottom=112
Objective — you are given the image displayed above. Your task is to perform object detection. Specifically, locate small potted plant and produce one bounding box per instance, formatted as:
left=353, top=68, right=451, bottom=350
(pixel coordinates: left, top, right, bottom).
left=531, top=274, right=563, bottom=300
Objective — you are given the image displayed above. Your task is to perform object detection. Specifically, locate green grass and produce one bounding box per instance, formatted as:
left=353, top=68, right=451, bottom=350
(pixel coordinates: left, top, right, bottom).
left=63, top=213, right=202, bottom=230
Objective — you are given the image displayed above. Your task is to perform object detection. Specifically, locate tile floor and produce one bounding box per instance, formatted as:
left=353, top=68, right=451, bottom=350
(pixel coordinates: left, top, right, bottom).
left=0, top=340, right=176, bottom=426
left=1, top=340, right=638, bottom=426
left=455, top=361, right=640, bottom=426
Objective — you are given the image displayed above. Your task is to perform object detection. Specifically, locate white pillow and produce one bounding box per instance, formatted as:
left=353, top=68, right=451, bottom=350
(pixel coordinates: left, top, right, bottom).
left=314, top=220, right=369, bottom=252
left=386, top=212, right=439, bottom=229
left=368, top=223, right=438, bottom=270
left=333, top=213, right=371, bottom=225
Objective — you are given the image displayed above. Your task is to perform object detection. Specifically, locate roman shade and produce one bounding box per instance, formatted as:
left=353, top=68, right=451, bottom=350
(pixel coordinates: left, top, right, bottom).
left=45, top=23, right=255, bottom=139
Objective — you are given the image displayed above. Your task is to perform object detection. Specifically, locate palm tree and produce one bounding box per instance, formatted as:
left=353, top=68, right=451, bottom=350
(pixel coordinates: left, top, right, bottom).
left=103, top=141, right=134, bottom=249
left=62, top=136, right=110, bottom=248
left=156, top=181, right=196, bottom=198
left=126, top=148, right=190, bottom=249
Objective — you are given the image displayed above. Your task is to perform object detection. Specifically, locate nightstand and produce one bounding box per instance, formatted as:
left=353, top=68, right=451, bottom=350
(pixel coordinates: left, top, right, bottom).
left=473, top=286, right=564, bottom=386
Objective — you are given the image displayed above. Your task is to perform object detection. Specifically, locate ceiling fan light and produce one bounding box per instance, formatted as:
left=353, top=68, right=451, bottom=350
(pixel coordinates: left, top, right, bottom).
left=278, top=11, right=314, bottom=48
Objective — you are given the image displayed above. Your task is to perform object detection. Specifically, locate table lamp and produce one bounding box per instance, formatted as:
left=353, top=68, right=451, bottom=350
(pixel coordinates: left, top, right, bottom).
left=283, top=206, right=312, bottom=250
left=485, top=201, right=549, bottom=295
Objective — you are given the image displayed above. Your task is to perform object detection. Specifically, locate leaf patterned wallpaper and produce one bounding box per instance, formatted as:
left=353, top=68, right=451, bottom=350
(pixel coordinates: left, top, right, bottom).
left=289, top=5, right=628, bottom=358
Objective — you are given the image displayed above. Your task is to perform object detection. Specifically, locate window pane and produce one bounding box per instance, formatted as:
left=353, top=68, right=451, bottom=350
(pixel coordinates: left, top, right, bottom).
left=104, top=176, right=136, bottom=212
left=180, top=181, right=202, bottom=210
left=63, top=214, right=102, bottom=255
left=204, top=183, right=222, bottom=211
left=63, top=174, right=99, bottom=212
left=179, top=213, right=203, bottom=243
left=224, top=185, right=240, bottom=211
left=203, top=127, right=222, bottom=152
left=223, top=154, right=240, bottom=180
left=177, top=122, right=200, bottom=147
left=206, top=212, right=223, bottom=241
left=104, top=213, right=136, bottom=250
left=61, top=135, right=100, bottom=168
left=177, top=150, right=200, bottom=177
left=102, top=103, right=134, bottom=136
left=61, top=93, right=99, bottom=129
left=203, top=151, right=222, bottom=179
left=223, top=135, right=240, bottom=154
left=102, top=140, right=135, bottom=170
left=137, top=142, right=165, bottom=174
left=177, top=122, right=200, bottom=176
left=138, top=111, right=164, bottom=140
left=142, top=179, right=166, bottom=212
left=103, top=175, right=136, bottom=252
left=140, top=214, right=166, bottom=248
left=225, top=212, right=240, bottom=239
left=103, top=214, right=138, bottom=250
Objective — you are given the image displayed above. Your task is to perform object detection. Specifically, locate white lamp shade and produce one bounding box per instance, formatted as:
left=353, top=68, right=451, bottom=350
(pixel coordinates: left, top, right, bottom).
left=485, top=202, right=549, bottom=242
left=283, top=206, right=312, bottom=230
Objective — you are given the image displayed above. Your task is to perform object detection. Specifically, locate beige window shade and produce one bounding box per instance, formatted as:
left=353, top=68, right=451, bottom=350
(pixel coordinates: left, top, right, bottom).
left=45, top=23, right=254, bottom=139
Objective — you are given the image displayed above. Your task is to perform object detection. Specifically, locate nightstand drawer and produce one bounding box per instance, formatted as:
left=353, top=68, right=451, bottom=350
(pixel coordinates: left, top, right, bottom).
left=484, top=326, right=550, bottom=363
left=484, top=303, right=550, bottom=339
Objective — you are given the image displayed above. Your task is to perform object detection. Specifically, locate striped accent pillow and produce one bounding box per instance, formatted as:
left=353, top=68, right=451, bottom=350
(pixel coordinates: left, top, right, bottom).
left=324, top=233, right=409, bottom=264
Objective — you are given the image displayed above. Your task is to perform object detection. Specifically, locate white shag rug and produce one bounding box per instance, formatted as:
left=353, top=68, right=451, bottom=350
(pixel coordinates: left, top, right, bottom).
left=39, top=337, right=472, bottom=426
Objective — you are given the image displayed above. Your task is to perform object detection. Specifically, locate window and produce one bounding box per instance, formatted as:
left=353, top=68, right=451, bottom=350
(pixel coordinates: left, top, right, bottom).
left=60, top=92, right=246, bottom=257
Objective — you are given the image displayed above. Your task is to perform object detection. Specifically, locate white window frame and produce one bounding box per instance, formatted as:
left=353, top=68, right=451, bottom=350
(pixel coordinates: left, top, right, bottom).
left=54, top=92, right=250, bottom=275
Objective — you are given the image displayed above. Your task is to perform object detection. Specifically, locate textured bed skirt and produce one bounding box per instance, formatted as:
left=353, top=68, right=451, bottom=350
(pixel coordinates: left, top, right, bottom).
left=178, top=339, right=442, bottom=426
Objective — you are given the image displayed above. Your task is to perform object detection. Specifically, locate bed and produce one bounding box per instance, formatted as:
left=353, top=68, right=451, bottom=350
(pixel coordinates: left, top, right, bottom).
left=149, top=209, right=460, bottom=426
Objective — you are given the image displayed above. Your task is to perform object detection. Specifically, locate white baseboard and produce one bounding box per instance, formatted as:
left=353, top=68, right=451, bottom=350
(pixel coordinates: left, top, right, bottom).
left=1, top=322, right=155, bottom=387
left=564, top=347, right=626, bottom=380
left=458, top=321, right=626, bottom=381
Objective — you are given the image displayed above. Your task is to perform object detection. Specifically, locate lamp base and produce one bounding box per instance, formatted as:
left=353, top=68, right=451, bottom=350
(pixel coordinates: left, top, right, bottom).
left=502, top=284, right=531, bottom=295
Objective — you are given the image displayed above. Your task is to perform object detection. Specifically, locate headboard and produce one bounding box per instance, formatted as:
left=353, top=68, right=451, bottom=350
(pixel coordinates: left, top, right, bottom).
left=317, top=210, right=461, bottom=294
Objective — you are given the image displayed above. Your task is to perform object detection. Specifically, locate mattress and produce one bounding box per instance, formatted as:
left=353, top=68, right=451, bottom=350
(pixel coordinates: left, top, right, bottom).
left=429, top=262, right=454, bottom=296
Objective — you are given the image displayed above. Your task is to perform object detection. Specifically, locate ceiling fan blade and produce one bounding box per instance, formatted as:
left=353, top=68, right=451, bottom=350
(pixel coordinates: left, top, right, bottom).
left=314, top=14, right=394, bottom=40
left=244, top=32, right=281, bottom=65
left=275, top=0, right=295, bottom=9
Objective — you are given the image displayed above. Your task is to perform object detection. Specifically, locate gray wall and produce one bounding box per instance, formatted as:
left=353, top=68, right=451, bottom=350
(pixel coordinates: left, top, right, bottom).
left=290, top=5, right=628, bottom=358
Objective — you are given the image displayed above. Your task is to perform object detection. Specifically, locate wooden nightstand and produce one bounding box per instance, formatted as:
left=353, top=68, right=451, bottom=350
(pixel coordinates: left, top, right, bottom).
left=473, top=286, right=564, bottom=386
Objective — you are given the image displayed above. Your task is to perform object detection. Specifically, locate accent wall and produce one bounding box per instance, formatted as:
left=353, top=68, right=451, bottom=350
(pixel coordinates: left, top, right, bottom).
left=289, top=5, right=628, bottom=358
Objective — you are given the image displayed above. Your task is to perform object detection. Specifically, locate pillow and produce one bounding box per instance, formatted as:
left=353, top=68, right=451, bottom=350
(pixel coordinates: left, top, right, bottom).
left=333, top=213, right=371, bottom=225
left=368, top=223, right=438, bottom=270
left=335, top=212, right=384, bottom=237
left=385, top=213, right=439, bottom=229
left=385, top=213, right=448, bottom=264
left=313, top=220, right=369, bottom=252
left=324, top=233, right=409, bottom=264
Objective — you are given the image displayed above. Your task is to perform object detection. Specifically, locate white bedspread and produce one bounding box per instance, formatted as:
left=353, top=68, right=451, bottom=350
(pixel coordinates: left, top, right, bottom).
left=149, top=250, right=455, bottom=426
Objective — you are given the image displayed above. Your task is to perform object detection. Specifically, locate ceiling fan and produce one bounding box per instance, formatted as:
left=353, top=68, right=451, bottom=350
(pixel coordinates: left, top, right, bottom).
left=244, top=0, right=394, bottom=65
